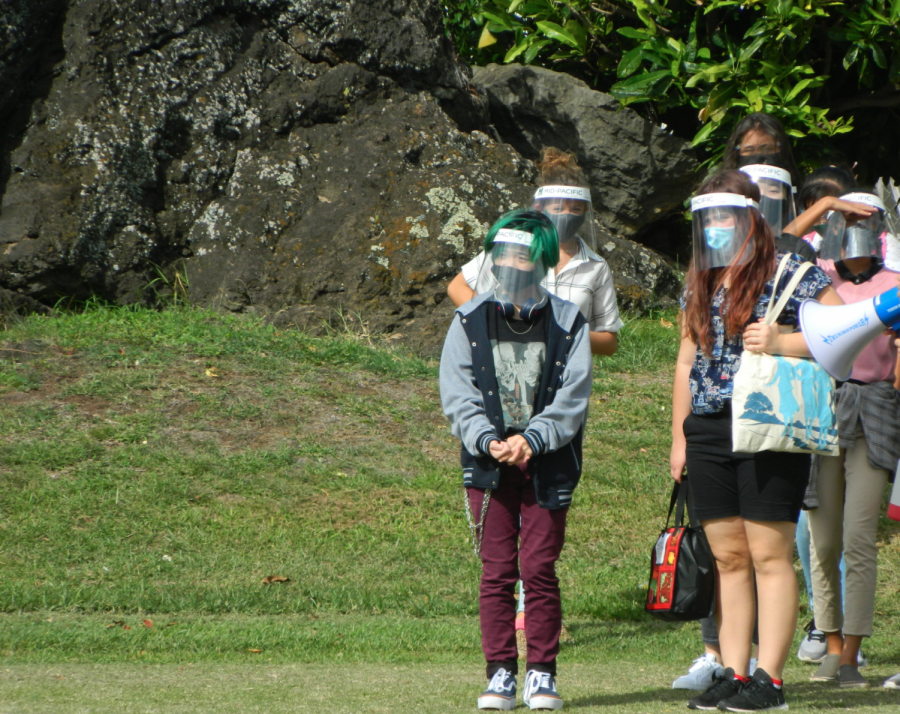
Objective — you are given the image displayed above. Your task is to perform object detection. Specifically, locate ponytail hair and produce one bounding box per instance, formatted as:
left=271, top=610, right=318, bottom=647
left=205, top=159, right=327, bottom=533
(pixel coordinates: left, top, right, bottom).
left=683, top=170, right=777, bottom=355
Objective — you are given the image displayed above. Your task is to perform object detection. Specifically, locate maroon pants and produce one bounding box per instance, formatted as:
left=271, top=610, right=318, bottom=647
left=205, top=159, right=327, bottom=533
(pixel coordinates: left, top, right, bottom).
left=467, top=464, right=568, bottom=677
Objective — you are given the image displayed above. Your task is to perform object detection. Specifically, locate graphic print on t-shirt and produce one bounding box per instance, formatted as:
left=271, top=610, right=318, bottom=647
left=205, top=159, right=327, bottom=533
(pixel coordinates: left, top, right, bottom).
left=491, top=340, right=546, bottom=430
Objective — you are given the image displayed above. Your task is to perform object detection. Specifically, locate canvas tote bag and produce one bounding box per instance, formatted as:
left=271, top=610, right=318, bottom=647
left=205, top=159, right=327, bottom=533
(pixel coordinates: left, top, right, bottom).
left=732, top=255, right=840, bottom=455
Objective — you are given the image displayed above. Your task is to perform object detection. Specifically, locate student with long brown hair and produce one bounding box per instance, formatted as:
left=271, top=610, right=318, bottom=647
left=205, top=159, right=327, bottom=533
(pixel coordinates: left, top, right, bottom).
left=671, top=169, right=842, bottom=712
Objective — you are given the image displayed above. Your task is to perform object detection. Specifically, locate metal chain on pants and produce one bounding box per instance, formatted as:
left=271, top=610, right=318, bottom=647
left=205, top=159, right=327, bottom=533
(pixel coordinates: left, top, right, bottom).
left=464, top=487, right=492, bottom=558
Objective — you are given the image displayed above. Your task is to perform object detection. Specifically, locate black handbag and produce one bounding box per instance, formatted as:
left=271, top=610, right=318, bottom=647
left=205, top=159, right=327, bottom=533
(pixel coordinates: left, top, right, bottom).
left=645, top=480, right=716, bottom=622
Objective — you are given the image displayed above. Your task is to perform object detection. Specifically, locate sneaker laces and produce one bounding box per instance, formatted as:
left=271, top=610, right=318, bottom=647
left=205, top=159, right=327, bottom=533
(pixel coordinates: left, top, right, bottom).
left=689, top=654, right=718, bottom=672
left=488, top=669, right=513, bottom=692
left=528, top=672, right=553, bottom=693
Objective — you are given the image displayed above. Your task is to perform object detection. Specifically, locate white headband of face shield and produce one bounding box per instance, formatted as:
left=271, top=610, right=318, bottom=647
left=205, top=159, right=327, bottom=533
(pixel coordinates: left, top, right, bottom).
left=691, top=193, right=760, bottom=212
left=533, top=185, right=592, bottom=202
left=839, top=193, right=886, bottom=211
left=493, top=228, right=534, bottom=247
left=739, top=164, right=793, bottom=188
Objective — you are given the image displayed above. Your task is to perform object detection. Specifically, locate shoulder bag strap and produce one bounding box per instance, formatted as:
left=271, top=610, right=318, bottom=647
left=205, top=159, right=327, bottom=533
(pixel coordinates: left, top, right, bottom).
left=763, top=257, right=815, bottom=326
left=665, top=481, right=680, bottom=529
left=674, top=479, right=689, bottom=528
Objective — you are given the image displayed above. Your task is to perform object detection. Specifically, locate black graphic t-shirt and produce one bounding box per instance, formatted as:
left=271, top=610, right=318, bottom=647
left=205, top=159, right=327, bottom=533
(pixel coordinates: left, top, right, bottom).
left=486, top=305, right=550, bottom=432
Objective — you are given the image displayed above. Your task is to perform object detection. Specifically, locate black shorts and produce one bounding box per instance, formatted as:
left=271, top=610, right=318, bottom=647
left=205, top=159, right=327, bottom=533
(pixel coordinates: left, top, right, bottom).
left=683, top=411, right=810, bottom=524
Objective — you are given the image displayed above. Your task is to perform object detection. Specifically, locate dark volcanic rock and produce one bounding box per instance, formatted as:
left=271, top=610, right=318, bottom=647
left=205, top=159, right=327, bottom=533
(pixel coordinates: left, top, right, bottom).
left=472, top=63, right=699, bottom=238
left=0, top=0, right=680, bottom=354
left=0, top=1, right=485, bottom=318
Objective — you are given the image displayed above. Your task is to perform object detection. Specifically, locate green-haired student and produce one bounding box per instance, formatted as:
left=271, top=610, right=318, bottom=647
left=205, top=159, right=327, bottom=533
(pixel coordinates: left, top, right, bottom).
left=440, top=210, right=592, bottom=711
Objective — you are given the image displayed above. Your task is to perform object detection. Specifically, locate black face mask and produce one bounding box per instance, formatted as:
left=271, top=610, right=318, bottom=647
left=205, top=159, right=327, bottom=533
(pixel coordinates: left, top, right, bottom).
left=546, top=212, right=586, bottom=244
left=491, top=263, right=538, bottom=292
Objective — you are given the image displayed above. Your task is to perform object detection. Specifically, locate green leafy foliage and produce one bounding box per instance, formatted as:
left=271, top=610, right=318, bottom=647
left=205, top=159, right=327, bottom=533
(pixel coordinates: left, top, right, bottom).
left=443, top=0, right=900, bottom=165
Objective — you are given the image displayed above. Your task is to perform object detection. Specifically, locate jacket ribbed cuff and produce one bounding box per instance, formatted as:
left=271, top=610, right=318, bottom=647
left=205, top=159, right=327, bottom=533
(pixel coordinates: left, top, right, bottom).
left=522, top=430, right=545, bottom=456
left=477, top=429, right=500, bottom=456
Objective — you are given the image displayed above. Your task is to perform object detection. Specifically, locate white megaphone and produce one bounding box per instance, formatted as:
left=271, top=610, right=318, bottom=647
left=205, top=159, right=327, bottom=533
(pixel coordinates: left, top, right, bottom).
left=798, top=286, right=900, bottom=380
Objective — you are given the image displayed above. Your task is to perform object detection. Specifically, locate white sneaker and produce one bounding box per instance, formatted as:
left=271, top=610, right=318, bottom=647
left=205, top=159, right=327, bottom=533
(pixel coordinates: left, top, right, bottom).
left=523, top=670, right=563, bottom=710
left=749, top=657, right=758, bottom=676
left=478, top=668, right=516, bottom=711
left=883, top=673, right=900, bottom=689
left=858, top=650, right=868, bottom=668
left=671, top=653, right=724, bottom=690
left=797, top=619, right=827, bottom=663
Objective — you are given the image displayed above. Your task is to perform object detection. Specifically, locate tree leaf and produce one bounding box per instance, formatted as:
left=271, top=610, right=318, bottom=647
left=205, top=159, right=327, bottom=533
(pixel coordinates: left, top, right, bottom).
left=617, top=27, right=651, bottom=40
left=504, top=38, right=530, bottom=62
left=691, top=119, right=720, bottom=147
left=785, top=77, right=812, bottom=102
left=535, top=20, right=581, bottom=49
left=478, top=25, right=498, bottom=49
left=523, top=39, right=550, bottom=64
left=739, top=35, right=766, bottom=63
left=843, top=44, right=860, bottom=70
left=618, top=47, right=645, bottom=78
left=480, top=11, right=515, bottom=31
left=871, top=42, right=887, bottom=69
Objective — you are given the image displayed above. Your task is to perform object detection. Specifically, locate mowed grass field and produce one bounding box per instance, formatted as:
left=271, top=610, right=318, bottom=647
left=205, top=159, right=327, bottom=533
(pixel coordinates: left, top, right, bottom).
left=1, top=304, right=900, bottom=712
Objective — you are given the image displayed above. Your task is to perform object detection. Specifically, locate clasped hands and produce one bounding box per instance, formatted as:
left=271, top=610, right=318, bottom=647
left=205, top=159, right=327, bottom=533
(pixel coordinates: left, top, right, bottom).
left=489, top=434, right=533, bottom=466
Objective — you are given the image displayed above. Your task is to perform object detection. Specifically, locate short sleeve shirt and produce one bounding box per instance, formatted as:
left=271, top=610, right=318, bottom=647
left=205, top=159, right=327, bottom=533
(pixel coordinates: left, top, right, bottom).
left=461, top=237, right=623, bottom=333
left=486, top=305, right=550, bottom=432
left=683, top=253, right=832, bottom=415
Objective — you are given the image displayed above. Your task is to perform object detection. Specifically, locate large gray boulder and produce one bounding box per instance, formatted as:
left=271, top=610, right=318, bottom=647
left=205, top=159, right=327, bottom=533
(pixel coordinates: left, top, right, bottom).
left=472, top=63, right=699, bottom=238
left=0, top=0, right=681, bottom=354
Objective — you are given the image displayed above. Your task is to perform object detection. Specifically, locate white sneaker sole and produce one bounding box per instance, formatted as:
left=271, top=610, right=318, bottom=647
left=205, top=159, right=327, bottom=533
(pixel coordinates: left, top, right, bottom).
left=797, top=649, right=827, bottom=664
left=719, top=705, right=788, bottom=712
left=672, top=679, right=717, bottom=691
left=526, top=694, right=563, bottom=710
left=478, top=694, right=516, bottom=711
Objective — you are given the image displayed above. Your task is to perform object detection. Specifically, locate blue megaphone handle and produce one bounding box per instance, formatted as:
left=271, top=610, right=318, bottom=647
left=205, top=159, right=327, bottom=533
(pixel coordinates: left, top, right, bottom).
left=875, top=287, right=900, bottom=331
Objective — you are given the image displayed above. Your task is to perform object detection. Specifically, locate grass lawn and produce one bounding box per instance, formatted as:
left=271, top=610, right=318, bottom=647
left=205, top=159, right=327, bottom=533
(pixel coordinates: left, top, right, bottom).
left=1, top=304, right=900, bottom=710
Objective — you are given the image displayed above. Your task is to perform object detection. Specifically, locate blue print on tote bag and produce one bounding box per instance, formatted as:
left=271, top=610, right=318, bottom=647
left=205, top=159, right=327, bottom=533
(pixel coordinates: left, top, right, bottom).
left=736, top=355, right=838, bottom=453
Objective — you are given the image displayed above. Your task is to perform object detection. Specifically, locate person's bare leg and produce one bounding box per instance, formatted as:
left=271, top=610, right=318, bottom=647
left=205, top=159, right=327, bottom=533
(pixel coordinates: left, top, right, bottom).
left=841, top=634, right=864, bottom=667
left=825, top=631, right=843, bottom=655
left=703, top=517, right=755, bottom=677
left=745, top=520, right=798, bottom=680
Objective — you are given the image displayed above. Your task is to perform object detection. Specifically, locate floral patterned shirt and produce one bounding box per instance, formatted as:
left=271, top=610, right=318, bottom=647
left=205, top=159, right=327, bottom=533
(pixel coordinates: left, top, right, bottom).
left=682, top=253, right=832, bottom=415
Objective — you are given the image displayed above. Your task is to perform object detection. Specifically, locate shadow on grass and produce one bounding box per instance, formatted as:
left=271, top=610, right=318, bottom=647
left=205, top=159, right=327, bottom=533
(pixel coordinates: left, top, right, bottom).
left=568, top=681, right=900, bottom=710
left=569, top=687, right=688, bottom=708
left=785, top=681, right=900, bottom=708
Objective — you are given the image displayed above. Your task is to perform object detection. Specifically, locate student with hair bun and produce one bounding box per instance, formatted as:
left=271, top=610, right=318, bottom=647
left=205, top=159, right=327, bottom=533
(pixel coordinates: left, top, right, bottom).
left=448, top=147, right=622, bottom=355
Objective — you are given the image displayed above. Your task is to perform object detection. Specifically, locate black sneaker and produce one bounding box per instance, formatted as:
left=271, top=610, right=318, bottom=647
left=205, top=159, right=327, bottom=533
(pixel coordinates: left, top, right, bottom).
left=717, top=668, right=787, bottom=712
left=687, top=668, right=743, bottom=710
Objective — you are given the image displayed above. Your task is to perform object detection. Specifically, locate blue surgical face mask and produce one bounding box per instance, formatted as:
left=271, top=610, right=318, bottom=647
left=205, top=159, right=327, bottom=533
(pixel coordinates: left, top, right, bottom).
left=704, top=226, right=735, bottom=250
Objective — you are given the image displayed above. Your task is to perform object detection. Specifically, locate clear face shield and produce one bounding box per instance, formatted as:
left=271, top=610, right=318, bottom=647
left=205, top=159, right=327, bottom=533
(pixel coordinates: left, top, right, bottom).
left=818, top=192, right=887, bottom=262
left=739, top=164, right=796, bottom=236
left=476, top=228, right=548, bottom=311
left=533, top=185, right=594, bottom=250
left=690, top=193, right=759, bottom=271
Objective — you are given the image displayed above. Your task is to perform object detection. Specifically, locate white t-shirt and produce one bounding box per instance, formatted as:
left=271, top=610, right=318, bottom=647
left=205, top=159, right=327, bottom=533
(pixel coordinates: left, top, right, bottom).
left=461, top=237, right=623, bottom=333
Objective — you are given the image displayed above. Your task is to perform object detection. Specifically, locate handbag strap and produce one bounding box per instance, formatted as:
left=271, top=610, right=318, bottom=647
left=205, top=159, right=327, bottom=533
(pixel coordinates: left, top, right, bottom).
left=763, top=255, right=815, bottom=326
left=665, top=480, right=690, bottom=529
